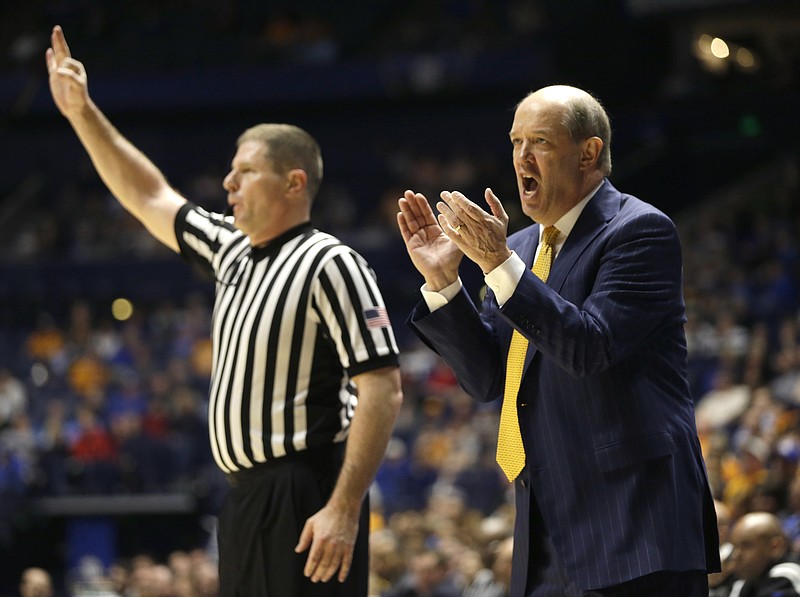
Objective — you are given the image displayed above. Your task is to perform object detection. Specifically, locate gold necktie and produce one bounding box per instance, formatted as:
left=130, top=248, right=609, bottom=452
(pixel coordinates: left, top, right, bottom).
left=496, top=225, right=560, bottom=482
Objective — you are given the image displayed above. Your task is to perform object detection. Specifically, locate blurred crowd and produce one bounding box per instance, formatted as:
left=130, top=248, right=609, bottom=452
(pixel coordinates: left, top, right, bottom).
left=16, top=549, right=219, bottom=597
left=1, top=0, right=547, bottom=75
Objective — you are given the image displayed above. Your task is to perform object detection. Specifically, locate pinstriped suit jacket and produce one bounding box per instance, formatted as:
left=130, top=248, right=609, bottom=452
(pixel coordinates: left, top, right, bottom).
left=409, top=180, right=720, bottom=594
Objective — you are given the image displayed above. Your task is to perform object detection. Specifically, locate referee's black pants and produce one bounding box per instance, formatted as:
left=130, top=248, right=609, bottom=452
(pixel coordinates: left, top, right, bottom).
left=217, top=444, right=369, bottom=597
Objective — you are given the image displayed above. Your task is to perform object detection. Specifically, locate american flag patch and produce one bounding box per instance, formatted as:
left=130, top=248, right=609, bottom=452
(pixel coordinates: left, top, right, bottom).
left=363, top=307, right=390, bottom=329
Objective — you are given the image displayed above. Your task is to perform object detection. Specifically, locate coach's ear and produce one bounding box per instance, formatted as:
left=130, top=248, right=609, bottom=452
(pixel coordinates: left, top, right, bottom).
left=579, top=137, right=602, bottom=171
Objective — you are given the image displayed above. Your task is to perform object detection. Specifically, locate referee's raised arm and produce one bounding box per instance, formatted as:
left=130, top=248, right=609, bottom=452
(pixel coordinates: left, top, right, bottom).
left=45, top=25, right=186, bottom=253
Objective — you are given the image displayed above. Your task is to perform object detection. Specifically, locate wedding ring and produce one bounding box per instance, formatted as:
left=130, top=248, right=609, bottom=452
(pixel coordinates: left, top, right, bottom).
left=454, top=224, right=463, bottom=232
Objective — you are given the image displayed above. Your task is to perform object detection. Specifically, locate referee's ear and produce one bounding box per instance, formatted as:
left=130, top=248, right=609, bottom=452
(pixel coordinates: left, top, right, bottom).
left=286, top=169, right=308, bottom=197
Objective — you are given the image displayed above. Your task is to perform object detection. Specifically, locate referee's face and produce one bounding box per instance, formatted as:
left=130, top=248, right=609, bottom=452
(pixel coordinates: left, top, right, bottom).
left=224, top=140, right=294, bottom=245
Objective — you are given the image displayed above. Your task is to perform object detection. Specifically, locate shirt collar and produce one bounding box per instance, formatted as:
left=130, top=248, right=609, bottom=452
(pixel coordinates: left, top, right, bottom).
left=540, top=180, right=604, bottom=246
left=250, top=221, right=314, bottom=260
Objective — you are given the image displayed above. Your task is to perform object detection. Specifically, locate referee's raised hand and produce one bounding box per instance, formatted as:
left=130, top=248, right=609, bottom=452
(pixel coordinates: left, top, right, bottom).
left=45, top=25, right=90, bottom=119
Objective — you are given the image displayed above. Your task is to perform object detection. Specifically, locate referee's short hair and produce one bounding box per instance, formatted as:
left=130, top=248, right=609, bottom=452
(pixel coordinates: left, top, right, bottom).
left=238, top=124, right=324, bottom=200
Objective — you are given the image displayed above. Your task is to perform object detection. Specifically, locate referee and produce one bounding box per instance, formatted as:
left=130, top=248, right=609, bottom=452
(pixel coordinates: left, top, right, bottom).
left=46, top=25, right=403, bottom=597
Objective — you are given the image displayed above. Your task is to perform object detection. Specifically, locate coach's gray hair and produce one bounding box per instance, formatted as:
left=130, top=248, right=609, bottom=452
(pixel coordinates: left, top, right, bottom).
left=561, top=91, right=612, bottom=176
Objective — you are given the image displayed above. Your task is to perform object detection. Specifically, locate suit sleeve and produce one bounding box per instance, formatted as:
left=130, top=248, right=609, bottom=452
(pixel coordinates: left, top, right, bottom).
left=408, top=286, right=506, bottom=403
left=501, top=208, right=685, bottom=378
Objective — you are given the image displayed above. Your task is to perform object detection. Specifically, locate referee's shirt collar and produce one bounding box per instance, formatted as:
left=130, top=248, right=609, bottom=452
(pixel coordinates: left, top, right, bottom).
left=250, top=221, right=314, bottom=260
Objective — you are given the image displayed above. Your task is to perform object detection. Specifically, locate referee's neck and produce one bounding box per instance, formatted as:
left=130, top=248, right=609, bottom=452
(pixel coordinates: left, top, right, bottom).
left=250, top=220, right=313, bottom=249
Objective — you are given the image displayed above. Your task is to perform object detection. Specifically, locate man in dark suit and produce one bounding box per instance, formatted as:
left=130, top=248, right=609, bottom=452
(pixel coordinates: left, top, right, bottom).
left=396, top=85, right=720, bottom=596
left=727, top=512, right=800, bottom=597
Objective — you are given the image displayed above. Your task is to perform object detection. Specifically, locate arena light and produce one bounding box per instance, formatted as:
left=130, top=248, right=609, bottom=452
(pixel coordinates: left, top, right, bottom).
left=735, top=47, right=756, bottom=69
left=696, top=34, right=713, bottom=56
left=694, top=33, right=760, bottom=75
left=710, top=37, right=730, bottom=59
left=111, top=297, right=134, bottom=321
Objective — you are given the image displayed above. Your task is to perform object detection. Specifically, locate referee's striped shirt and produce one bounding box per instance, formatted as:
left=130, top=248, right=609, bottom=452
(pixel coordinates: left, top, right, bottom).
left=174, top=203, right=400, bottom=473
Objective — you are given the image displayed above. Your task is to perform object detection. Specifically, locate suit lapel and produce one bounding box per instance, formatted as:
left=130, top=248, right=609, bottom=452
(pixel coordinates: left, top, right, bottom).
left=516, top=224, right=541, bottom=269
left=520, top=181, right=621, bottom=370
left=546, top=181, right=620, bottom=293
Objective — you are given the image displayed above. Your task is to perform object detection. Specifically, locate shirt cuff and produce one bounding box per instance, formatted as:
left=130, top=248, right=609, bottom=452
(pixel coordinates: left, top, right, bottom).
left=485, top=251, right=526, bottom=307
left=421, top=278, right=463, bottom=312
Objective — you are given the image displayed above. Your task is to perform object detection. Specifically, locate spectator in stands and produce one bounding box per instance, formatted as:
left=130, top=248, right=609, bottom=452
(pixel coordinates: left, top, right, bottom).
left=18, top=567, right=53, bottom=597
left=710, top=500, right=737, bottom=597
left=459, top=545, right=507, bottom=597
left=383, top=549, right=461, bottom=597
left=728, top=511, right=800, bottom=597
left=368, top=529, right=405, bottom=595
left=24, top=314, right=65, bottom=365
left=69, top=405, right=118, bottom=493
left=782, top=471, right=800, bottom=560
left=0, top=444, right=27, bottom=547
left=491, top=537, right=515, bottom=596
left=34, top=399, right=72, bottom=495
left=110, top=410, right=170, bottom=492
left=0, top=369, right=27, bottom=431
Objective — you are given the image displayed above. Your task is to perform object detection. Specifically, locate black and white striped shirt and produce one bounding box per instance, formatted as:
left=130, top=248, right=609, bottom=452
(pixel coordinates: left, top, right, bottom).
left=175, top=204, right=400, bottom=473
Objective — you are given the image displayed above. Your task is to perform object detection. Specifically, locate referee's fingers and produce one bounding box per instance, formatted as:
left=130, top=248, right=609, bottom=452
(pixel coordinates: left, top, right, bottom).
left=295, top=520, right=312, bottom=554
left=338, top=548, right=353, bottom=582
left=296, top=508, right=357, bottom=582
left=311, top=543, right=333, bottom=581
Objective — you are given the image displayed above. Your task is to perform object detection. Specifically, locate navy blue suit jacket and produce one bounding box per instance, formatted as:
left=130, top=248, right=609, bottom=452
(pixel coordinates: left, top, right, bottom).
left=409, top=180, right=720, bottom=593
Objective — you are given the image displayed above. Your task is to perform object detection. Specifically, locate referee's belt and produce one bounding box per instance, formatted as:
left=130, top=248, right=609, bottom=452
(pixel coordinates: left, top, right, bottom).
left=225, top=443, right=345, bottom=488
